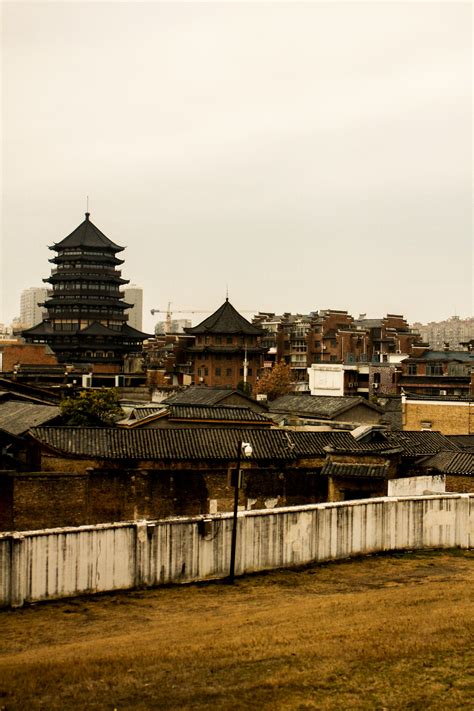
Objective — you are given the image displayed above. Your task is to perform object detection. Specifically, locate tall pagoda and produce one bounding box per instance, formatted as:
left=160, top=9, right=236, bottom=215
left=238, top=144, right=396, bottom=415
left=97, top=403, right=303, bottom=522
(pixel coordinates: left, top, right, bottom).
left=185, top=299, right=264, bottom=391
left=22, top=213, right=150, bottom=373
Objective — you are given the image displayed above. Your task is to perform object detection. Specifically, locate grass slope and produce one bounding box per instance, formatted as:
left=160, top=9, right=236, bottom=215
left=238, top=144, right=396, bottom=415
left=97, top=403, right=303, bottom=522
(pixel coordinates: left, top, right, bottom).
left=0, top=550, right=473, bottom=710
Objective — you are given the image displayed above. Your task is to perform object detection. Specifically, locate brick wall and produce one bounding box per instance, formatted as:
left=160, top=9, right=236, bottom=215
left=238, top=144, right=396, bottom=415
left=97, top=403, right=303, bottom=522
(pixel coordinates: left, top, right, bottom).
left=445, top=475, right=474, bottom=494
left=0, top=344, right=58, bottom=371
left=403, top=400, right=474, bottom=435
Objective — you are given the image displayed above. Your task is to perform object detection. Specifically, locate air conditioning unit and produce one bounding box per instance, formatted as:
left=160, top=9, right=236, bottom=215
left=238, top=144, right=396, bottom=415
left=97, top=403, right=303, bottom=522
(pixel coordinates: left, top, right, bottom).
left=373, top=382, right=379, bottom=389
left=440, top=389, right=447, bottom=396
left=82, top=374, right=92, bottom=388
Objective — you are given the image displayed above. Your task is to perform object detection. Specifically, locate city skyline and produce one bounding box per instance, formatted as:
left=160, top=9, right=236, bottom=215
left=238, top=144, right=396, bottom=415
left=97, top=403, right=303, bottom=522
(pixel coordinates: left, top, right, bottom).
left=2, top=2, right=472, bottom=332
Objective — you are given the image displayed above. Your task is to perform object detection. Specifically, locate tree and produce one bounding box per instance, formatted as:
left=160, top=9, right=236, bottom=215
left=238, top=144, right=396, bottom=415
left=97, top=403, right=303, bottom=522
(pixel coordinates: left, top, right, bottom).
left=255, top=360, right=294, bottom=401
left=60, top=388, right=124, bottom=426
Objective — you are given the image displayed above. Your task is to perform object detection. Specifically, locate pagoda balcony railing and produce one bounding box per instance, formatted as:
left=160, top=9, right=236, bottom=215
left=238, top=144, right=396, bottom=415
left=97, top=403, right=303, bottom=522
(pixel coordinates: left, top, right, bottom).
left=50, top=267, right=122, bottom=277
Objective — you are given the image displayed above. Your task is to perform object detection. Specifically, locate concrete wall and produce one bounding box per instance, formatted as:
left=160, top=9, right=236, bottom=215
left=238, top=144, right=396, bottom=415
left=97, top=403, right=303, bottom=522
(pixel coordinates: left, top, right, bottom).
left=1, top=494, right=472, bottom=608
left=388, top=475, right=446, bottom=497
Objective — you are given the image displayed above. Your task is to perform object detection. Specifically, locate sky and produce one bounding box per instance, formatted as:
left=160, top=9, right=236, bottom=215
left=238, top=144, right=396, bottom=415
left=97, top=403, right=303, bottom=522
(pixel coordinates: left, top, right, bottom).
left=1, top=1, right=472, bottom=333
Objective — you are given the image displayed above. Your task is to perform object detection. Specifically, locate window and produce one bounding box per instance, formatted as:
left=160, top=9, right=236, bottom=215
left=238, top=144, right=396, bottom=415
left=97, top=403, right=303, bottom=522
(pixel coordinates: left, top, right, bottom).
left=248, top=367, right=253, bottom=376
left=226, top=368, right=232, bottom=376
left=204, top=368, right=208, bottom=376
left=426, top=364, right=443, bottom=376
left=215, top=336, right=222, bottom=344
left=215, top=367, right=221, bottom=376
left=226, top=336, right=233, bottom=344
left=408, top=364, right=417, bottom=375
left=373, top=373, right=381, bottom=384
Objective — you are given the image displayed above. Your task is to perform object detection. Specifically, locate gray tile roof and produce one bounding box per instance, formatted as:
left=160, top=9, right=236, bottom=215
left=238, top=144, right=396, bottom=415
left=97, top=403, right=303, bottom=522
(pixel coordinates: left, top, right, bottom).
left=169, top=404, right=272, bottom=423
left=321, top=461, right=390, bottom=478
left=269, top=395, right=381, bottom=418
left=164, top=386, right=262, bottom=408
left=121, top=404, right=271, bottom=425
left=29, top=427, right=386, bottom=461
left=422, top=450, right=474, bottom=474
left=384, top=431, right=459, bottom=456
left=52, top=213, right=123, bottom=252
left=0, top=401, right=61, bottom=436
left=185, top=299, right=262, bottom=335
left=27, top=426, right=457, bottom=462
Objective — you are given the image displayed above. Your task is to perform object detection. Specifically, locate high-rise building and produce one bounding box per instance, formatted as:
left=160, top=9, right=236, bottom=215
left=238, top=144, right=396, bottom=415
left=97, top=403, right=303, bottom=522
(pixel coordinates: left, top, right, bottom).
left=19, top=287, right=48, bottom=329
left=124, top=285, right=143, bottom=331
left=22, top=213, right=150, bottom=373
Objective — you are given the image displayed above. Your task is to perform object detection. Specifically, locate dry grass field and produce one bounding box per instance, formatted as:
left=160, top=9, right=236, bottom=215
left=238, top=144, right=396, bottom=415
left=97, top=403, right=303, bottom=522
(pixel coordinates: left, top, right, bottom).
left=0, top=550, right=473, bottom=710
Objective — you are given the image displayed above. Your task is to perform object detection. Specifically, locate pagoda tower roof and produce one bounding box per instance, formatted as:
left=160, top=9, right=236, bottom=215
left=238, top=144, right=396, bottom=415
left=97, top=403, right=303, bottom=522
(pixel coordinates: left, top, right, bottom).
left=185, top=299, right=262, bottom=336
left=49, top=213, right=124, bottom=253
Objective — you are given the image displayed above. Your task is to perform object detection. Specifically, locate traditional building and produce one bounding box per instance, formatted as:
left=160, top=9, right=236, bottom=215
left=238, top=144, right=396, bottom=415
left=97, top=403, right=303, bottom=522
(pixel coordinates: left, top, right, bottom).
left=22, top=213, right=150, bottom=373
left=185, top=299, right=264, bottom=392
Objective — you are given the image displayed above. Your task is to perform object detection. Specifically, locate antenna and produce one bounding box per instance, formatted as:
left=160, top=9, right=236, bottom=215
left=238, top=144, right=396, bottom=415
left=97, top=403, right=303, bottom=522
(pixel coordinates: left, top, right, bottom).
left=86, top=195, right=89, bottom=213
left=226, top=284, right=229, bottom=301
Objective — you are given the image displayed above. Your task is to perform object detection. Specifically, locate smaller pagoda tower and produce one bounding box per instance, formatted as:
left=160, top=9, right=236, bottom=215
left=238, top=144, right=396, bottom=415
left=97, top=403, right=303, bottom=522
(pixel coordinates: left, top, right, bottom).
left=185, top=299, right=264, bottom=391
left=23, top=213, right=150, bottom=373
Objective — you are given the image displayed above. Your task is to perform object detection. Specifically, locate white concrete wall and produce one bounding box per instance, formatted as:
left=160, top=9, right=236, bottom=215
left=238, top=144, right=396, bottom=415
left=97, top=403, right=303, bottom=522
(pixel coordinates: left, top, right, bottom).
left=388, top=475, right=446, bottom=497
left=307, top=364, right=345, bottom=396
left=1, top=495, right=472, bottom=607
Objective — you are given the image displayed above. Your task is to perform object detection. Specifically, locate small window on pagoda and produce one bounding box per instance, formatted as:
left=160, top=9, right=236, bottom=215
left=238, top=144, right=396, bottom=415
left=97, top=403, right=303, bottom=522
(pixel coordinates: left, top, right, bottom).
left=227, top=336, right=233, bottom=344
left=215, top=336, right=222, bottom=344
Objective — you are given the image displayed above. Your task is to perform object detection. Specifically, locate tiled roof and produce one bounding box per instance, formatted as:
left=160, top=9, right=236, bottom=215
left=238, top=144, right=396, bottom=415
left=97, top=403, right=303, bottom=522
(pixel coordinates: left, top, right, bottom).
left=422, top=450, right=474, bottom=474
left=321, top=461, right=390, bottom=478
left=121, top=404, right=271, bottom=426
left=29, top=427, right=385, bottom=461
left=446, top=435, right=474, bottom=451
left=269, top=395, right=381, bottom=418
left=0, top=401, right=61, bottom=436
left=384, top=431, right=459, bottom=456
left=27, top=426, right=456, bottom=462
left=185, top=299, right=262, bottom=335
left=404, top=350, right=474, bottom=363
left=51, top=213, right=123, bottom=252
left=169, top=404, right=271, bottom=423
left=163, top=386, right=262, bottom=408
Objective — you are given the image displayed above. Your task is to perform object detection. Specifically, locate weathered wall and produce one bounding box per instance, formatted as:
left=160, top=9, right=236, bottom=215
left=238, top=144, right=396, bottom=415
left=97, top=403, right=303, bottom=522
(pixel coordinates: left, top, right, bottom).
left=0, top=465, right=328, bottom=531
left=388, top=475, right=446, bottom=497
left=0, top=494, right=472, bottom=608
left=403, top=399, right=474, bottom=435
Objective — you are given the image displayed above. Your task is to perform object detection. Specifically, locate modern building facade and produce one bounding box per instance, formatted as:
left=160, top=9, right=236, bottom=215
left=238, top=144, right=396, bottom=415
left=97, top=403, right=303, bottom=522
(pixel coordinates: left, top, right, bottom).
left=19, top=287, right=48, bottom=329
left=22, top=213, right=150, bottom=373
left=124, top=285, right=143, bottom=331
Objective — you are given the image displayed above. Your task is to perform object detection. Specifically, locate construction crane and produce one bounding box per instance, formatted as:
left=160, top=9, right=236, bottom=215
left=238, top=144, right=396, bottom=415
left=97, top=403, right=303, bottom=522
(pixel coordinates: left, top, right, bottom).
left=150, top=302, right=257, bottom=334
left=150, top=303, right=212, bottom=334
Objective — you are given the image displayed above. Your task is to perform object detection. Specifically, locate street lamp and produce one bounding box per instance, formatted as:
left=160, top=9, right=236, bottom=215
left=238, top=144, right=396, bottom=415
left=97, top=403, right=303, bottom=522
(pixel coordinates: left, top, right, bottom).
left=228, top=440, right=253, bottom=583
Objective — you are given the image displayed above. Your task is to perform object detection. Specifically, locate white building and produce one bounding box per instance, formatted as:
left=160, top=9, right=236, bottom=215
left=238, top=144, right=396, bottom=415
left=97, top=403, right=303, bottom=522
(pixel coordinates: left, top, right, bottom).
left=124, top=285, right=143, bottom=331
left=19, top=287, right=48, bottom=329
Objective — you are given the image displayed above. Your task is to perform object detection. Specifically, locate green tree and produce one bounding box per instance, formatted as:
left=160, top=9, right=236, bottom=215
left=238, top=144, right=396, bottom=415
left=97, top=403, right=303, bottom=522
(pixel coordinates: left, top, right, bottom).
left=60, top=388, right=124, bottom=426
left=255, top=360, right=294, bottom=401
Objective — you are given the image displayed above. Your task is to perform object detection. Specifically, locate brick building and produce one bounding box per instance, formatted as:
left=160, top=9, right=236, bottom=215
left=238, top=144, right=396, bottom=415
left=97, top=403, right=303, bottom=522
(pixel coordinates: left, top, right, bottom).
left=185, top=299, right=264, bottom=392
left=402, top=394, right=474, bottom=435
left=399, top=348, right=474, bottom=397
left=253, top=310, right=422, bottom=390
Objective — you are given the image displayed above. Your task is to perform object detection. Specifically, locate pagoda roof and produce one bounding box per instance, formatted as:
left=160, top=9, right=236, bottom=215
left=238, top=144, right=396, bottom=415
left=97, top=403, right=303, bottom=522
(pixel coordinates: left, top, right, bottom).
left=49, top=213, right=124, bottom=253
left=22, top=320, right=54, bottom=336
left=185, top=299, right=262, bottom=336
left=121, top=323, right=153, bottom=339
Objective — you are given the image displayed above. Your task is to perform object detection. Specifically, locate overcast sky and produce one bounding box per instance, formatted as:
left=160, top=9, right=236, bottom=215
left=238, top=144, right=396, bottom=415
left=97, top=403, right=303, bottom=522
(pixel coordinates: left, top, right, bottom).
left=1, top=1, right=472, bottom=332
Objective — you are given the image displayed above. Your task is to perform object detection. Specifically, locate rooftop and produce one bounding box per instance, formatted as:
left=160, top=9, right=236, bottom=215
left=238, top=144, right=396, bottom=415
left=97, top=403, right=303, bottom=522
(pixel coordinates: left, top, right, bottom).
left=185, top=299, right=262, bottom=336
left=50, top=213, right=124, bottom=253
